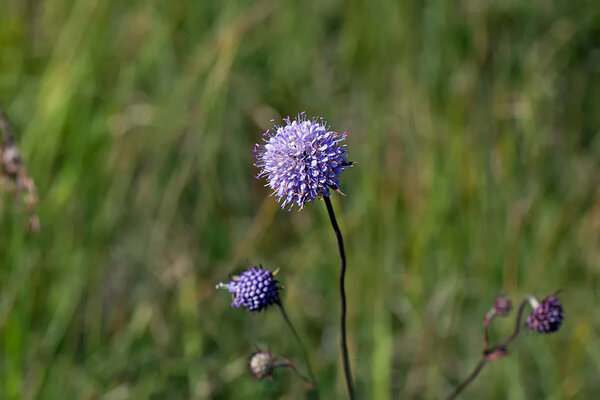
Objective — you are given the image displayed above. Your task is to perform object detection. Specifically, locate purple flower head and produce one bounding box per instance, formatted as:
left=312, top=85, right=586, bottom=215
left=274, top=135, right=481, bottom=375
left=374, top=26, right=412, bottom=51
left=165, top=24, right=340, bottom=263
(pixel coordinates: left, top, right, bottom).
left=254, top=113, right=352, bottom=210
left=526, top=295, right=564, bottom=334
left=216, top=266, right=280, bottom=312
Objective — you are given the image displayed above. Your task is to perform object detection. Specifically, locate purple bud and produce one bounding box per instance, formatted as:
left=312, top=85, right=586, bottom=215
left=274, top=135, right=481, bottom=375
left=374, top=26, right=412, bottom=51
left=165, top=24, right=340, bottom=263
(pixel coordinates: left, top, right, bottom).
left=217, top=266, right=280, bottom=312
left=526, top=295, right=564, bottom=334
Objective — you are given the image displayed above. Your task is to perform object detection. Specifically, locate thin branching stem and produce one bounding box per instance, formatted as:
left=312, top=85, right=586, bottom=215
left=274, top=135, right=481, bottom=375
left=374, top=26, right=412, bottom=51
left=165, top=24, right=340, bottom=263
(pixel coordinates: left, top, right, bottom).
left=274, top=360, right=312, bottom=384
left=490, top=299, right=529, bottom=351
left=323, top=196, right=354, bottom=399
left=446, top=299, right=530, bottom=400
left=446, top=358, right=487, bottom=400
left=277, top=301, right=318, bottom=392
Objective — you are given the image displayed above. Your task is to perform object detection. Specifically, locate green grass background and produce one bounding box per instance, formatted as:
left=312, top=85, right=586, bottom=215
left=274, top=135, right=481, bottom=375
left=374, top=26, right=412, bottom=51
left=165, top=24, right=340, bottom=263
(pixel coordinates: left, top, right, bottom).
left=1, top=0, right=599, bottom=398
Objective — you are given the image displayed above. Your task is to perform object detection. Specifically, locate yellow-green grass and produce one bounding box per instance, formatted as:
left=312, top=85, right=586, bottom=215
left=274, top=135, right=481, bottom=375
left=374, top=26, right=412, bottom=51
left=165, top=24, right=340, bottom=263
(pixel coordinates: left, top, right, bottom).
left=1, top=0, right=599, bottom=398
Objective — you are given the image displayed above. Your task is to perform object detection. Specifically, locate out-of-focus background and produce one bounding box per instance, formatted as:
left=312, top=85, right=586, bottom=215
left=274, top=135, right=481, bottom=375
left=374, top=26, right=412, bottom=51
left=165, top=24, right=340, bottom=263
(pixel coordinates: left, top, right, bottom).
left=0, top=0, right=599, bottom=399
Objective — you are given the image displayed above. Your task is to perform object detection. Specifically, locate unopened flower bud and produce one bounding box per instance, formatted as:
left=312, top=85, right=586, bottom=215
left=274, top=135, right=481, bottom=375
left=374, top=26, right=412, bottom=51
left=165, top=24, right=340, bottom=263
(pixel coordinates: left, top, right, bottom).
left=494, top=296, right=513, bottom=317
left=217, top=265, right=280, bottom=312
left=526, top=295, right=564, bottom=334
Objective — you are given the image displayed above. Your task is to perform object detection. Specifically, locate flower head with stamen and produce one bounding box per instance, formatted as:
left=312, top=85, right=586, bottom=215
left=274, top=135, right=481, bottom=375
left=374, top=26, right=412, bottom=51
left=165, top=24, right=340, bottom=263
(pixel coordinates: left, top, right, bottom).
left=216, top=266, right=280, bottom=312
left=254, top=113, right=352, bottom=210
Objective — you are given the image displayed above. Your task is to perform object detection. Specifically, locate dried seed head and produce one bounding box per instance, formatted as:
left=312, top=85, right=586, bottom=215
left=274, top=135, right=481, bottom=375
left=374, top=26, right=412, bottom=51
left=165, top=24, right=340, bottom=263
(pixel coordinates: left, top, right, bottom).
left=249, top=350, right=275, bottom=380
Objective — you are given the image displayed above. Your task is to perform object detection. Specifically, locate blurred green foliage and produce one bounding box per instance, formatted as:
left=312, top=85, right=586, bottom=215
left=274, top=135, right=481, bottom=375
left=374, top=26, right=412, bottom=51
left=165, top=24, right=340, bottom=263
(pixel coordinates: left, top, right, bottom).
left=1, top=0, right=599, bottom=398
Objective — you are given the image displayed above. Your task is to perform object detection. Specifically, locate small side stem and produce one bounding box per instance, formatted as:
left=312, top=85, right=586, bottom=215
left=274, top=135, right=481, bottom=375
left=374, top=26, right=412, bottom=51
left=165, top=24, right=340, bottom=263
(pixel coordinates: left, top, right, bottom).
left=483, top=310, right=495, bottom=351
left=275, top=361, right=312, bottom=384
left=323, top=196, right=354, bottom=399
left=277, top=302, right=318, bottom=391
left=490, top=299, right=529, bottom=352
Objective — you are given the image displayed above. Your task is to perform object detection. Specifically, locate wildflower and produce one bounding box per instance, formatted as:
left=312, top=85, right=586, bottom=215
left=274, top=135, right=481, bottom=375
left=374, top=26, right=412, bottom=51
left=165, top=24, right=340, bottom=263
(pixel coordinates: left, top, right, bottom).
left=216, top=266, right=280, bottom=312
left=254, top=112, right=352, bottom=210
left=526, top=295, right=564, bottom=334
left=249, top=350, right=276, bottom=380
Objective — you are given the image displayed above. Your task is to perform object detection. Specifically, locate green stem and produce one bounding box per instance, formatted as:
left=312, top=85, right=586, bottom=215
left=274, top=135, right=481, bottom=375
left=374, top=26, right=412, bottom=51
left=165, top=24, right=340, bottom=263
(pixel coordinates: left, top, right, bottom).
left=277, top=302, right=318, bottom=392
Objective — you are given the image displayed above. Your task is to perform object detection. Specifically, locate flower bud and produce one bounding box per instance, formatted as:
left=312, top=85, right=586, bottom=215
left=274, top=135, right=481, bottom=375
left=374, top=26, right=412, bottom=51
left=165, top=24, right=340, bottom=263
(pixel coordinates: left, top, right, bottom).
left=526, top=295, right=564, bottom=334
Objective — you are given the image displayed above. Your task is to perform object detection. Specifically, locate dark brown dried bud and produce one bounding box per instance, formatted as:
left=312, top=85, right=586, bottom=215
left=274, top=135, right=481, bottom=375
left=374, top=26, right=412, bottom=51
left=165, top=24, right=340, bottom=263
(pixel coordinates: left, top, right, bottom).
left=485, top=347, right=509, bottom=361
left=1, top=142, right=21, bottom=177
left=494, top=296, right=513, bottom=317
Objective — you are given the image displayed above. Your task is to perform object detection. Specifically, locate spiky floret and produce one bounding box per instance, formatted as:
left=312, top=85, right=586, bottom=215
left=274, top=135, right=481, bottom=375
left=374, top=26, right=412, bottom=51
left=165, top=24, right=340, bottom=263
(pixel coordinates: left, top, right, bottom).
left=526, top=295, right=564, bottom=334
left=254, top=113, right=351, bottom=210
left=217, top=266, right=280, bottom=312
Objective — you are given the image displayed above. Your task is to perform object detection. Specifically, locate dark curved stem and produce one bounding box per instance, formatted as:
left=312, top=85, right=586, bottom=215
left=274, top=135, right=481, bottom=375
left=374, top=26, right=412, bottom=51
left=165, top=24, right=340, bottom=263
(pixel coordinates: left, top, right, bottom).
left=446, top=358, right=487, bottom=400
left=491, top=299, right=528, bottom=351
left=446, top=299, right=530, bottom=399
left=277, top=302, right=318, bottom=391
left=323, top=196, right=354, bottom=399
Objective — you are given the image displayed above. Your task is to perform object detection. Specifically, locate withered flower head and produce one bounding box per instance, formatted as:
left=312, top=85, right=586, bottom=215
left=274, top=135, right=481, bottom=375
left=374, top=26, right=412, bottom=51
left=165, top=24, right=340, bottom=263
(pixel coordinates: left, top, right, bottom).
left=249, top=350, right=276, bottom=380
